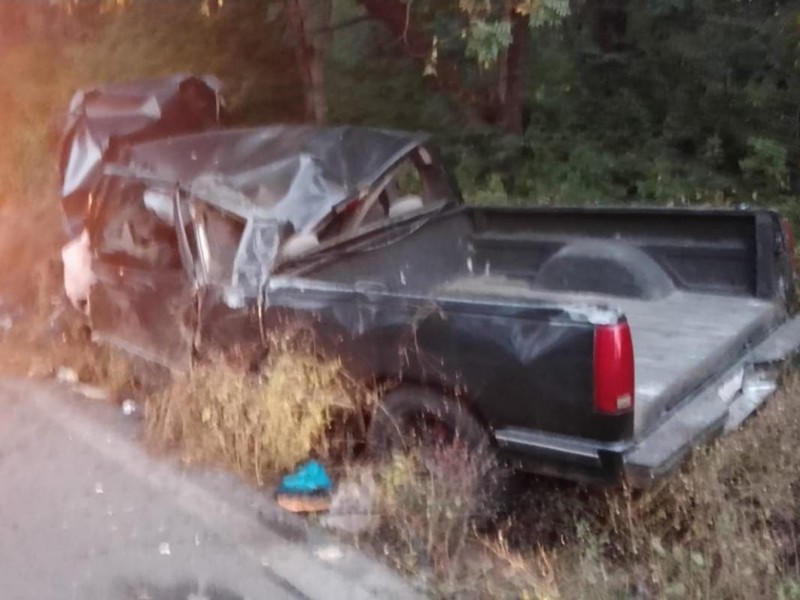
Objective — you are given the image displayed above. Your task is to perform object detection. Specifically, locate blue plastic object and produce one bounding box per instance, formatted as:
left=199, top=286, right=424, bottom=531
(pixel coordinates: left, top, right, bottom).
left=277, top=460, right=332, bottom=495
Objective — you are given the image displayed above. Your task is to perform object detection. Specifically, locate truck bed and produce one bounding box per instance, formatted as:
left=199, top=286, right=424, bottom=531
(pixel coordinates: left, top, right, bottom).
left=437, top=276, right=782, bottom=437
left=294, top=206, right=798, bottom=482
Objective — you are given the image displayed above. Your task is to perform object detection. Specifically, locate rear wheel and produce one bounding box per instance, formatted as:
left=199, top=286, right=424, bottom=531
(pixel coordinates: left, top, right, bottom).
left=367, top=385, right=506, bottom=525
left=367, top=385, right=489, bottom=456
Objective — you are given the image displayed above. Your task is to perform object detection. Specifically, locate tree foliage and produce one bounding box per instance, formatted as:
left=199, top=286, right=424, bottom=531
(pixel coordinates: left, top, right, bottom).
left=3, top=0, right=800, bottom=212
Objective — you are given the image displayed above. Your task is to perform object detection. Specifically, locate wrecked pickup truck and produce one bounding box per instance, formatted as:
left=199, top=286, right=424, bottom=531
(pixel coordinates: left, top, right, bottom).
left=59, top=79, right=800, bottom=486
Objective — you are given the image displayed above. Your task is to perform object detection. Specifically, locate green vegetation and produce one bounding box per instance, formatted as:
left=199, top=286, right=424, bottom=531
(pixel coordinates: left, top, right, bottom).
left=2, top=0, right=799, bottom=212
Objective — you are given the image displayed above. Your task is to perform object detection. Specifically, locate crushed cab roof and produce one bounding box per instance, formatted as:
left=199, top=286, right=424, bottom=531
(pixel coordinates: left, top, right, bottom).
left=117, top=125, right=430, bottom=233
left=59, top=74, right=223, bottom=235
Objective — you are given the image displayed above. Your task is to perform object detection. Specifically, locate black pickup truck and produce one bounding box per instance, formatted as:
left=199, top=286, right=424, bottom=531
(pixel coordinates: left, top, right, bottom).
left=60, top=77, right=800, bottom=486
left=270, top=204, right=800, bottom=485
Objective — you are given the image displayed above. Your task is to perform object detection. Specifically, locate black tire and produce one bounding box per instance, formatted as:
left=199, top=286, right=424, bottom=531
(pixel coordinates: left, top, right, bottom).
left=368, top=385, right=508, bottom=528
left=367, top=385, right=489, bottom=456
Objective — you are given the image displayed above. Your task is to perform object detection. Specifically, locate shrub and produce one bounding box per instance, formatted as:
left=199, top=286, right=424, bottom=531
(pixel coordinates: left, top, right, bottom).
left=739, top=137, right=788, bottom=192
left=144, top=336, right=373, bottom=484
left=372, top=444, right=496, bottom=578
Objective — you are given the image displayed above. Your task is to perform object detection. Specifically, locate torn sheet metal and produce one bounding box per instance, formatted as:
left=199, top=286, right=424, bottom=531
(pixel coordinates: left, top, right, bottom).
left=89, top=261, right=196, bottom=371
left=61, top=229, right=95, bottom=310
left=119, top=125, right=429, bottom=234
left=231, top=217, right=281, bottom=299
left=81, top=124, right=428, bottom=369
left=59, top=74, right=223, bottom=235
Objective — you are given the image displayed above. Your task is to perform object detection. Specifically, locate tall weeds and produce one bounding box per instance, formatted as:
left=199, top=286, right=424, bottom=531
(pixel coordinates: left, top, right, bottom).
left=145, top=336, right=373, bottom=484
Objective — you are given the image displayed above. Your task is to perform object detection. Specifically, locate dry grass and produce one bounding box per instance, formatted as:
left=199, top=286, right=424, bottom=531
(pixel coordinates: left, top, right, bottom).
left=372, top=445, right=496, bottom=579
left=0, top=195, right=135, bottom=396
left=144, top=336, right=374, bottom=485
left=359, top=374, right=800, bottom=599
left=550, top=372, right=800, bottom=599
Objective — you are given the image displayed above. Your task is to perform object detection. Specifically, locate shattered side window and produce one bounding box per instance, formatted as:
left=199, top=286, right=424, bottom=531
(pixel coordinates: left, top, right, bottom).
left=193, top=204, right=246, bottom=284
left=94, top=180, right=182, bottom=271
left=392, top=158, right=424, bottom=199
left=309, top=147, right=455, bottom=249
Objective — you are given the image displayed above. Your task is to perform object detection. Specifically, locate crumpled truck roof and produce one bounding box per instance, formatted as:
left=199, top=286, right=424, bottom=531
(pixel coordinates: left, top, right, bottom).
left=116, top=124, right=429, bottom=234
left=59, top=73, right=223, bottom=235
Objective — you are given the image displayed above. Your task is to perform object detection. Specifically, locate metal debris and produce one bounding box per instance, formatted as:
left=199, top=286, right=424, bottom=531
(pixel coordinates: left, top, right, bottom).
left=56, top=366, right=79, bottom=384
left=321, top=471, right=377, bottom=535
left=121, top=399, right=138, bottom=416
left=313, top=545, right=344, bottom=562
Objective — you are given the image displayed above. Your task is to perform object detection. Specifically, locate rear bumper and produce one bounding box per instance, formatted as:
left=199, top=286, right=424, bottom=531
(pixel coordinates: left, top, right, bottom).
left=623, top=314, right=800, bottom=486
left=496, top=314, right=800, bottom=486
left=495, top=428, right=630, bottom=484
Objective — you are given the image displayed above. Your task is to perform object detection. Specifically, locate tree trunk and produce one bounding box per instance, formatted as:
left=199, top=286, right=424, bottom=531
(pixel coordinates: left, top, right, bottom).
left=359, top=0, right=529, bottom=134
left=358, top=0, right=481, bottom=115
left=285, top=0, right=331, bottom=124
left=500, top=10, right=529, bottom=134
left=586, top=0, right=629, bottom=52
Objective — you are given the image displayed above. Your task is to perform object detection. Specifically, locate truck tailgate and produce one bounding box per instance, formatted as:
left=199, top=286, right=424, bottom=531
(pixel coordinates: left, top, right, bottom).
left=625, top=312, right=800, bottom=485
left=614, top=292, right=782, bottom=437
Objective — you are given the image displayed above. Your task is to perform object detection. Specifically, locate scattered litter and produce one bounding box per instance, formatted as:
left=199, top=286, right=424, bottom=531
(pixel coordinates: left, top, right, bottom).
left=62, top=230, right=96, bottom=310
left=158, top=542, right=171, bottom=556
left=321, top=471, right=377, bottom=534
left=121, top=399, right=138, bottom=416
left=74, top=384, right=111, bottom=402
left=278, top=460, right=332, bottom=494
left=94, top=482, right=104, bottom=495
left=27, top=362, right=50, bottom=379
left=313, top=545, right=344, bottom=562
left=47, top=305, right=66, bottom=332
left=277, top=493, right=331, bottom=513
left=276, top=460, right=332, bottom=514
left=56, top=366, right=79, bottom=384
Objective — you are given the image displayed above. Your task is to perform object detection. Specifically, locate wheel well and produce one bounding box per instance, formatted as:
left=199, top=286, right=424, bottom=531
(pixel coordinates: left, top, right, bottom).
left=371, top=378, right=495, bottom=444
left=535, top=240, right=675, bottom=299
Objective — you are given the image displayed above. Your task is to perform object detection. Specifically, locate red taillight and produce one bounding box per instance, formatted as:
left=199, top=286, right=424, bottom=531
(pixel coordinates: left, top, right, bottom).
left=594, top=322, right=635, bottom=415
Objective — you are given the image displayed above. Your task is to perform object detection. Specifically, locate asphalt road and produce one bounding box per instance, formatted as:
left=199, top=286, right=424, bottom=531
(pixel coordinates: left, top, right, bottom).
left=0, top=378, right=415, bottom=600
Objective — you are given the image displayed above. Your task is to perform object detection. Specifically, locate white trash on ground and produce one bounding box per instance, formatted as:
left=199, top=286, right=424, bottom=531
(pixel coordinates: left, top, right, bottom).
left=56, top=366, right=79, bottom=384
left=121, top=399, right=138, bottom=416
left=321, top=471, right=377, bottom=535
left=61, top=229, right=95, bottom=311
